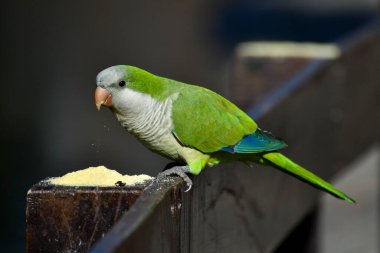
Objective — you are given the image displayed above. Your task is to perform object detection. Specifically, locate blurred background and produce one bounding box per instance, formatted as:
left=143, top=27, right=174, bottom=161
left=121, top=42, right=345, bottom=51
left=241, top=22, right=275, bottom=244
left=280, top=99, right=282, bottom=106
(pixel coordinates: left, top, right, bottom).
left=0, top=0, right=379, bottom=252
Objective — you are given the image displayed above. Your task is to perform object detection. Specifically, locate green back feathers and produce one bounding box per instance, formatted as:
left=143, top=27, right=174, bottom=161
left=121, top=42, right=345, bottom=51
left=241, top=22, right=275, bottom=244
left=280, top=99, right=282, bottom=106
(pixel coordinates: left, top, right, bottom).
left=172, top=86, right=257, bottom=153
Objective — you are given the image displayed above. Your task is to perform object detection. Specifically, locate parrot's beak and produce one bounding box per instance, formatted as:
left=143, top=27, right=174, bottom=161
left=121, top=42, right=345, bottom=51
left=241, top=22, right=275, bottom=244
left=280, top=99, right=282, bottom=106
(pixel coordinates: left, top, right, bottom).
left=95, top=87, right=113, bottom=110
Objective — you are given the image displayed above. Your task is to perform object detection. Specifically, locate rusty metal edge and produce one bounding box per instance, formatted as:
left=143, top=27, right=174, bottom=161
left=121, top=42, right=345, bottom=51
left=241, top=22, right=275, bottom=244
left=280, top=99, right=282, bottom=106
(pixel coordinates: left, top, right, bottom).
left=90, top=177, right=183, bottom=253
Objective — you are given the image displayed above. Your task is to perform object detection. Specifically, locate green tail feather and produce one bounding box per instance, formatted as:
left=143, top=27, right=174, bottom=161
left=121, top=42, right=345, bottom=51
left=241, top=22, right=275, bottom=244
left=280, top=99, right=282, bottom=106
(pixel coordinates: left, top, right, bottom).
left=261, top=152, right=356, bottom=203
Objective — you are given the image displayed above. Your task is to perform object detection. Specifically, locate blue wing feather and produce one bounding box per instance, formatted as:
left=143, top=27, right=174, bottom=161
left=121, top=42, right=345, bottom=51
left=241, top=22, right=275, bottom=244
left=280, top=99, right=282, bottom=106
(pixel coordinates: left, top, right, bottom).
left=221, top=129, right=287, bottom=153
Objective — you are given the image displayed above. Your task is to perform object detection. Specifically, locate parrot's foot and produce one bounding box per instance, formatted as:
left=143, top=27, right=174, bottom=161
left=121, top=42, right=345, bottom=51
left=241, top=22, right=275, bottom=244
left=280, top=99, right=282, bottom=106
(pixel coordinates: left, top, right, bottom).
left=158, top=165, right=193, bottom=192
left=162, top=162, right=185, bottom=171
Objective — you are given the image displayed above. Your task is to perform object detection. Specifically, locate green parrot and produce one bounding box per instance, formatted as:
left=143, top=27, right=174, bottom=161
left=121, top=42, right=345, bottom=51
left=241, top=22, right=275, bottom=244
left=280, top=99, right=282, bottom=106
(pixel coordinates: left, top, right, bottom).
left=95, top=65, right=355, bottom=203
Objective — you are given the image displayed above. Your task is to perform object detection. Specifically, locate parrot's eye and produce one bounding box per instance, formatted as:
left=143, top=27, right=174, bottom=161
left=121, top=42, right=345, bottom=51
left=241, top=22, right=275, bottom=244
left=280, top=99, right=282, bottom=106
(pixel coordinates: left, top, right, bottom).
left=119, top=80, right=126, bottom=87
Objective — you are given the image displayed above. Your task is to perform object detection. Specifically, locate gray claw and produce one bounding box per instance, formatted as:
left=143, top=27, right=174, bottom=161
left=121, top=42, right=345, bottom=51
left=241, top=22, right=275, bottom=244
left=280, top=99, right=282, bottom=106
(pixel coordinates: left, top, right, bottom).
left=184, top=183, right=192, bottom=192
left=158, top=165, right=193, bottom=191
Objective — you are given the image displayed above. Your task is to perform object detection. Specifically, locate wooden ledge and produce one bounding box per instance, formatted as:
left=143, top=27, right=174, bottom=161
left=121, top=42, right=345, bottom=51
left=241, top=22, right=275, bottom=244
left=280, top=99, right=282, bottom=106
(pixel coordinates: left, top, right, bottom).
left=26, top=179, right=152, bottom=253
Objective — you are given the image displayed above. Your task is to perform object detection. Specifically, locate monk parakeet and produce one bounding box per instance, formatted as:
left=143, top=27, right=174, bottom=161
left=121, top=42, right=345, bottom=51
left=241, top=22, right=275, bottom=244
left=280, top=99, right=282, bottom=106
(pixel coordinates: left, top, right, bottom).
left=95, top=65, right=355, bottom=203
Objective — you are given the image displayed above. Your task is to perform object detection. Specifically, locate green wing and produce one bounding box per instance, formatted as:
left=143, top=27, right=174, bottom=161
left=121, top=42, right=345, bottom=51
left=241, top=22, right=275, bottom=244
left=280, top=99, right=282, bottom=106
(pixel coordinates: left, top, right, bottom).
left=171, top=85, right=257, bottom=153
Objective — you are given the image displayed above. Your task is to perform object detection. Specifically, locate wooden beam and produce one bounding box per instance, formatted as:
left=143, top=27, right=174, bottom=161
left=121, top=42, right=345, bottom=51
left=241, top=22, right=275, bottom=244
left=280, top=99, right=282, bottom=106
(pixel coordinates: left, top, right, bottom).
left=26, top=181, right=150, bottom=253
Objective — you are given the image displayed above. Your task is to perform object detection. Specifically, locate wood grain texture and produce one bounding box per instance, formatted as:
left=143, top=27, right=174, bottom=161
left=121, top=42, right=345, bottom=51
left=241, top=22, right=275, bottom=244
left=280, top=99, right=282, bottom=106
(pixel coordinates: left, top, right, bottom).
left=26, top=181, right=150, bottom=253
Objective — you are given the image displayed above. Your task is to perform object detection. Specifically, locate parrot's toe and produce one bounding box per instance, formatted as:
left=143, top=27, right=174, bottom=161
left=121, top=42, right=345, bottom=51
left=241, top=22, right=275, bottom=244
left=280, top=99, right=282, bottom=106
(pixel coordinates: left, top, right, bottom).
left=184, top=183, right=192, bottom=192
left=158, top=165, right=193, bottom=191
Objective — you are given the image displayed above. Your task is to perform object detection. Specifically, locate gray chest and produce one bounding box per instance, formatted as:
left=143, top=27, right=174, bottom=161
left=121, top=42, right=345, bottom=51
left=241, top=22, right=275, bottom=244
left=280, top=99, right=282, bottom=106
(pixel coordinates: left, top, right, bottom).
left=112, top=89, right=182, bottom=159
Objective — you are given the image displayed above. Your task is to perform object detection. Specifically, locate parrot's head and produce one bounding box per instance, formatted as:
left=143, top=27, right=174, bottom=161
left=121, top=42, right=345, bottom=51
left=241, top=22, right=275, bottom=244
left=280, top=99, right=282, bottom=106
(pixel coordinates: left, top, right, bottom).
left=95, top=65, right=152, bottom=110
left=95, top=65, right=127, bottom=110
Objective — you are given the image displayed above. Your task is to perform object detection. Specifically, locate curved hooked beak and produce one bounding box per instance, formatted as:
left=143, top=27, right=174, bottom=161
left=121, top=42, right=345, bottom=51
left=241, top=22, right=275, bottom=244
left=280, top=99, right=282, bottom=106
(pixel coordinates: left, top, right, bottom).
left=95, top=87, right=113, bottom=110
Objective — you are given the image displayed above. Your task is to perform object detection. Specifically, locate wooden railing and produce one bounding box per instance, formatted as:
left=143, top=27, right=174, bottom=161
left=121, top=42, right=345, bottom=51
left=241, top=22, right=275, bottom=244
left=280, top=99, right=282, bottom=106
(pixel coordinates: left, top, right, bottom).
left=26, top=19, right=380, bottom=253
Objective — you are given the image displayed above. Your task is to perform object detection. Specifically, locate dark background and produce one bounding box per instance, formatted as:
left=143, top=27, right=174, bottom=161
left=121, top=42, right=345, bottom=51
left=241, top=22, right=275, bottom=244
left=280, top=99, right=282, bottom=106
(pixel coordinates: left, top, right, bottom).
left=0, top=1, right=378, bottom=251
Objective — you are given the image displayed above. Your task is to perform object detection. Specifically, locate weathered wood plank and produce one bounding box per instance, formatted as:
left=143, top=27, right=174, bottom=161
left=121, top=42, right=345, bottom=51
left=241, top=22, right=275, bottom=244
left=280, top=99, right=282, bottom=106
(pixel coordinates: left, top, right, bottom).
left=91, top=177, right=184, bottom=253
left=26, top=181, right=150, bottom=253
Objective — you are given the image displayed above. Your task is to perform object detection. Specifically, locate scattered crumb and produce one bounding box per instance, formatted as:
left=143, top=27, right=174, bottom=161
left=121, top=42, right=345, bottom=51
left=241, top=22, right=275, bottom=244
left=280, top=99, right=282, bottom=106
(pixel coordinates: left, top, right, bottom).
left=115, top=181, right=126, bottom=187
left=48, top=165, right=153, bottom=187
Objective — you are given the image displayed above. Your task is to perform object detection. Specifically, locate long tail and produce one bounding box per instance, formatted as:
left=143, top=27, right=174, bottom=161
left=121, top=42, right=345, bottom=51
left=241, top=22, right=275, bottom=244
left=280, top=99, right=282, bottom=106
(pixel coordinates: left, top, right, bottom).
left=261, top=152, right=355, bottom=203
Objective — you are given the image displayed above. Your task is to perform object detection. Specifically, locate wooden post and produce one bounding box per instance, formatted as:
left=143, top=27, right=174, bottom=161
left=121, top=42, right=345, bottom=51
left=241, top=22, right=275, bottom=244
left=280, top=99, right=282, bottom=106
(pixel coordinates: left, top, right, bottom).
left=91, top=177, right=184, bottom=253
left=26, top=180, right=151, bottom=253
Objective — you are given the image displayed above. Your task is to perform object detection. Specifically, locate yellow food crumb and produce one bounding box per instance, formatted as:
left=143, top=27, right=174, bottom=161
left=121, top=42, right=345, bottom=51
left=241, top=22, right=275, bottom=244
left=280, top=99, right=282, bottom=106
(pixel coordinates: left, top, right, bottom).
left=49, top=166, right=153, bottom=187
